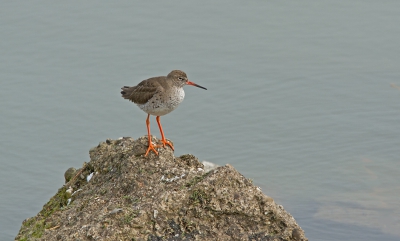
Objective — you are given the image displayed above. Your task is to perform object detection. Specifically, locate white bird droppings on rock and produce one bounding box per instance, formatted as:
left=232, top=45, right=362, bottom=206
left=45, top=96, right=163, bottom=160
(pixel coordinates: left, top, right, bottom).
left=161, top=173, right=186, bottom=182
left=87, top=172, right=94, bottom=182
left=109, top=208, right=123, bottom=214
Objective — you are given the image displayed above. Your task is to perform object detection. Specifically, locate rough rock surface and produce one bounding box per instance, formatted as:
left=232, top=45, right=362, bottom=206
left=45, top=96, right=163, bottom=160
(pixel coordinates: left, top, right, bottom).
left=16, top=136, right=308, bottom=241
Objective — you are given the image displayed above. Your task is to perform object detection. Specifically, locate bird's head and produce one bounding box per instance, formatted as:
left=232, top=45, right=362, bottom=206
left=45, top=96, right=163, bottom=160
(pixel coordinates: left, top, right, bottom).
left=167, top=70, right=207, bottom=90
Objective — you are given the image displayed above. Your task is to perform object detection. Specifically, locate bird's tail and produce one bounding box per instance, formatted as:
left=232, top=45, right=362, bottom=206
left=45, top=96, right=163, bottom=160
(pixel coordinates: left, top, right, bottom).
left=121, top=86, right=133, bottom=99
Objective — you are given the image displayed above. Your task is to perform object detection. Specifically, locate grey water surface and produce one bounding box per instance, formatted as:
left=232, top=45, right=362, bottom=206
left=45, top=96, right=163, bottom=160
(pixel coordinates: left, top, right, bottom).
left=1, top=1, right=400, bottom=240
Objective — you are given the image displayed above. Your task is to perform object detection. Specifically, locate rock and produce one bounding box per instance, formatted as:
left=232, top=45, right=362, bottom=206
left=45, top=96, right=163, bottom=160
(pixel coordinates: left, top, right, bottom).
left=63, top=167, right=76, bottom=183
left=15, top=136, right=307, bottom=241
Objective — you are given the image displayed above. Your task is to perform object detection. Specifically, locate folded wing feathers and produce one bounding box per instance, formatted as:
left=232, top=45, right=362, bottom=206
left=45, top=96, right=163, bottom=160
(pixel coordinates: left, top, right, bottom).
left=121, top=77, right=164, bottom=105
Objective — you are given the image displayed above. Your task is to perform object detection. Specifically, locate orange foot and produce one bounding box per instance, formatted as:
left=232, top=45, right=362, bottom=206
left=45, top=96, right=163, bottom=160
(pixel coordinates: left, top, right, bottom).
left=145, top=140, right=159, bottom=157
left=157, top=139, right=174, bottom=151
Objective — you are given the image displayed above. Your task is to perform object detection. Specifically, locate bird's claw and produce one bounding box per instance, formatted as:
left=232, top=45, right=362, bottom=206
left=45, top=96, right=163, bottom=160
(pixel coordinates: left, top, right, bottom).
left=157, top=140, right=174, bottom=151
left=144, top=142, right=159, bottom=157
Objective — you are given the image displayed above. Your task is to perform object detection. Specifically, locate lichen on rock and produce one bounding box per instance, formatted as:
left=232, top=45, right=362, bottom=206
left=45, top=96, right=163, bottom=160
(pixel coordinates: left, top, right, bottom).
left=15, top=136, right=307, bottom=241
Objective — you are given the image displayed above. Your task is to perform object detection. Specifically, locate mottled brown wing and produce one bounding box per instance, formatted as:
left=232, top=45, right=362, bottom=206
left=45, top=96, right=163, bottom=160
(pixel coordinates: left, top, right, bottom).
left=121, top=77, right=165, bottom=104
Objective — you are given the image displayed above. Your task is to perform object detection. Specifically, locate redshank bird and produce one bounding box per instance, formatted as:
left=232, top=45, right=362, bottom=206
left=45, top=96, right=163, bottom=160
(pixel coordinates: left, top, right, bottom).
left=121, top=70, right=207, bottom=156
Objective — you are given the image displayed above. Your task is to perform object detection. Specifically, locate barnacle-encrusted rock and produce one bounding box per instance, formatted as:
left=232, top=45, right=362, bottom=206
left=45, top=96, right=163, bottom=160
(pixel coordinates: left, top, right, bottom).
left=16, top=136, right=307, bottom=241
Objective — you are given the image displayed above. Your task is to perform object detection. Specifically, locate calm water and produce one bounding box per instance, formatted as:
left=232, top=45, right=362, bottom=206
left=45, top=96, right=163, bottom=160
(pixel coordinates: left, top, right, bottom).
left=1, top=1, right=400, bottom=240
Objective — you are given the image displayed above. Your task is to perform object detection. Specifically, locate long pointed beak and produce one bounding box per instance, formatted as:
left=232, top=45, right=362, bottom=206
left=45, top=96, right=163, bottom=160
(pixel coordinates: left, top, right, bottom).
left=186, top=80, right=207, bottom=90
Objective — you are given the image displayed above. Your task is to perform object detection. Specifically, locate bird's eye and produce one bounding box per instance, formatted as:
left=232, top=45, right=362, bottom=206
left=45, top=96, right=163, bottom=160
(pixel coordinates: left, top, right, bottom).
left=178, top=77, right=185, bottom=81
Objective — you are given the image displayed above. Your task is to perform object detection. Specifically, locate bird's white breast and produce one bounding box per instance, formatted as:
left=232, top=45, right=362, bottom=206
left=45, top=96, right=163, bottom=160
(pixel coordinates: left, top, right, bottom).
left=137, top=87, right=185, bottom=116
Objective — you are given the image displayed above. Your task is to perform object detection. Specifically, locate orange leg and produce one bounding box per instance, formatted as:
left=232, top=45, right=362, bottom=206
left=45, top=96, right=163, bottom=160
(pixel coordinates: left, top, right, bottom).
left=145, top=114, right=158, bottom=156
left=156, top=116, right=174, bottom=151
